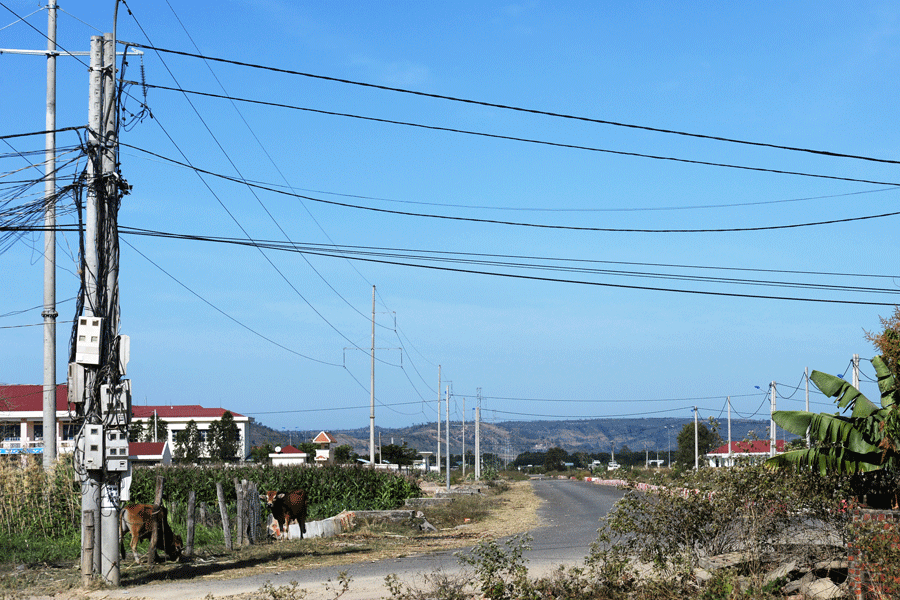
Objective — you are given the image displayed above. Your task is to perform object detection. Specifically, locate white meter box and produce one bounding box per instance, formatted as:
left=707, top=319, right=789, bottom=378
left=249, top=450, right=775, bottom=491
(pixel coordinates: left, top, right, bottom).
left=75, top=317, right=102, bottom=365
left=105, top=429, right=129, bottom=472
left=82, top=424, right=104, bottom=470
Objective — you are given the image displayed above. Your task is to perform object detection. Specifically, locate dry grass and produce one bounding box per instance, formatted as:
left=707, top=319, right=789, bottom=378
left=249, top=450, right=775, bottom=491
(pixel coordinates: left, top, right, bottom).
left=4, top=479, right=541, bottom=599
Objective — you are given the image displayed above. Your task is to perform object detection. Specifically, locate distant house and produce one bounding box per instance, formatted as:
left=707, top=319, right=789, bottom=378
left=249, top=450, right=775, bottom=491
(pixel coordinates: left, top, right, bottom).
left=707, top=440, right=787, bottom=467
left=269, top=444, right=308, bottom=466
left=0, top=383, right=249, bottom=462
left=129, top=441, right=172, bottom=466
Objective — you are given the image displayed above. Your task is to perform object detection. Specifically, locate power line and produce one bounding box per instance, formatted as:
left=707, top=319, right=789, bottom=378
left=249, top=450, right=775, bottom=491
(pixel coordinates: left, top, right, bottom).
left=130, top=81, right=900, bottom=188
left=116, top=42, right=900, bottom=167
left=115, top=143, right=900, bottom=233
left=8, top=224, right=898, bottom=305
left=0, top=126, right=85, bottom=141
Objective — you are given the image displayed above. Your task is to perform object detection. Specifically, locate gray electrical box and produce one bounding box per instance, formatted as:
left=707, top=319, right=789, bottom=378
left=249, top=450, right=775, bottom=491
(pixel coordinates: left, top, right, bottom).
left=105, top=429, right=129, bottom=472
left=100, top=381, right=131, bottom=428
left=67, top=362, right=84, bottom=404
left=82, top=424, right=104, bottom=470
left=75, top=317, right=102, bottom=365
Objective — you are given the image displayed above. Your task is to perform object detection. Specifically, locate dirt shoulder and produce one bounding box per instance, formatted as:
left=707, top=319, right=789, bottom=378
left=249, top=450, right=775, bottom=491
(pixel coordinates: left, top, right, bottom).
left=5, top=480, right=541, bottom=600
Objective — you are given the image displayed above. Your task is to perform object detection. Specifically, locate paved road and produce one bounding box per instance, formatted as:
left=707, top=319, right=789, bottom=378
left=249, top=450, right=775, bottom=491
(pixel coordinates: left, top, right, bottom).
left=90, top=480, right=624, bottom=600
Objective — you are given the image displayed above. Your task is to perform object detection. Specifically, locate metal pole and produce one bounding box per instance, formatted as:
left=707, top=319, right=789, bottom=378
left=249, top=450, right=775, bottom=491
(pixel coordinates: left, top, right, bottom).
left=770, top=382, right=777, bottom=457
left=41, top=0, right=58, bottom=471
left=436, top=366, right=440, bottom=475
left=369, top=286, right=375, bottom=466
left=805, top=367, right=811, bottom=448
left=461, top=397, right=465, bottom=479
left=475, top=388, right=481, bottom=481
left=445, top=385, right=450, bottom=491
left=694, top=407, right=699, bottom=470
left=727, top=397, right=732, bottom=467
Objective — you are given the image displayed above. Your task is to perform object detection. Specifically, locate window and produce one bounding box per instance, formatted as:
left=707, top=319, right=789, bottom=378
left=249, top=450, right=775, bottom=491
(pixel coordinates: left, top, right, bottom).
left=0, top=424, right=18, bottom=441
left=33, top=424, right=43, bottom=440
left=62, top=423, right=77, bottom=440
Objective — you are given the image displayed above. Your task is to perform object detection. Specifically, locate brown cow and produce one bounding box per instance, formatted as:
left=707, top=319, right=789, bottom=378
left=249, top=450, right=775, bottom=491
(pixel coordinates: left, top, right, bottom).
left=120, top=503, right=183, bottom=563
left=261, top=490, right=307, bottom=540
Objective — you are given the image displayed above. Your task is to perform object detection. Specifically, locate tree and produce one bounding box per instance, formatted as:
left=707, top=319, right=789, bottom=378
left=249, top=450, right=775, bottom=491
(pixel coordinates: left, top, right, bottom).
left=334, top=444, right=355, bottom=464
left=128, top=417, right=170, bottom=443
left=768, top=356, right=899, bottom=477
left=380, top=442, right=418, bottom=466
left=866, top=306, right=900, bottom=383
left=173, top=420, right=203, bottom=463
left=543, top=447, right=568, bottom=471
left=674, top=421, right=720, bottom=468
left=249, top=442, right=274, bottom=463
left=207, top=411, right=241, bottom=461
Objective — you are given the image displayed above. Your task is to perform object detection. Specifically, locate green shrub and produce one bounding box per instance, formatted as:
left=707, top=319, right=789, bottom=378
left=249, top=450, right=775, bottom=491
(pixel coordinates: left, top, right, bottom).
left=130, top=463, right=421, bottom=521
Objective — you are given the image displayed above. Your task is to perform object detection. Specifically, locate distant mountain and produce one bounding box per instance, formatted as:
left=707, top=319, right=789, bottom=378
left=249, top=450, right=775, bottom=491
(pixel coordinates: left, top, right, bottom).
left=249, top=416, right=781, bottom=460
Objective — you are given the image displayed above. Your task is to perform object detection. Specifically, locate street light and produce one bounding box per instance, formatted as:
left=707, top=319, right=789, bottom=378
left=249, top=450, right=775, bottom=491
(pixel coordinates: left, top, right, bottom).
left=666, top=425, right=672, bottom=467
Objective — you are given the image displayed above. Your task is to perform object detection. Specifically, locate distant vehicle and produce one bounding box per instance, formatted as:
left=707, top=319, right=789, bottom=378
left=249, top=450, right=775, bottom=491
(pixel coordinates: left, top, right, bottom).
left=607, top=461, right=620, bottom=471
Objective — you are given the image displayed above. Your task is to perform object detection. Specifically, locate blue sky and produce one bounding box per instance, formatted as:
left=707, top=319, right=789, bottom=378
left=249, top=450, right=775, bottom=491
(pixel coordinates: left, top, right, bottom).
left=2, top=1, right=899, bottom=437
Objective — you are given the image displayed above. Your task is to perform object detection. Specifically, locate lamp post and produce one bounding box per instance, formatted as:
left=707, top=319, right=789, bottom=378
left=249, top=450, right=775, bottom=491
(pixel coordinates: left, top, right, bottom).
left=666, top=425, right=672, bottom=467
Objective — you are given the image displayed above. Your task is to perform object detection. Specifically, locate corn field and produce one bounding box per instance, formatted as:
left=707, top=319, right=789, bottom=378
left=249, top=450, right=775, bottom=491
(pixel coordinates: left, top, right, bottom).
left=0, top=455, right=81, bottom=564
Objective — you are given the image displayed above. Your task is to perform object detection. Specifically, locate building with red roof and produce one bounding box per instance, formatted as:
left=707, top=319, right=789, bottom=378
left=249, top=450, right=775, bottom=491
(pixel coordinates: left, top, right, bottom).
left=0, top=383, right=249, bottom=461
left=706, top=440, right=787, bottom=467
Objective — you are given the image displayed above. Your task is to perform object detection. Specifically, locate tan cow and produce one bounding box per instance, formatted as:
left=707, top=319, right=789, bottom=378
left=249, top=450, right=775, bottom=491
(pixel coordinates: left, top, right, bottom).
left=120, top=503, right=183, bottom=563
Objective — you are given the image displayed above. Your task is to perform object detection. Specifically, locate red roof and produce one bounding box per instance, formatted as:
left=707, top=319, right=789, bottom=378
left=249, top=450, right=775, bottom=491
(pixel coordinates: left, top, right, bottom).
left=130, top=442, right=166, bottom=456
left=131, top=405, right=245, bottom=419
left=0, top=385, right=244, bottom=419
left=0, top=383, right=69, bottom=412
left=313, top=431, right=336, bottom=444
left=278, top=445, right=304, bottom=454
left=709, top=440, right=787, bottom=455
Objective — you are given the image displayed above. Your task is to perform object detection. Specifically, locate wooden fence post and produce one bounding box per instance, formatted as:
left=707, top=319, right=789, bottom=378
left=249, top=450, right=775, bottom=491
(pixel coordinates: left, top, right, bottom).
left=216, top=482, right=232, bottom=551
left=233, top=478, right=243, bottom=547
left=147, top=476, right=165, bottom=565
left=81, top=511, right=94, bottom=585
left=247, top=481, right=259, bottom=544
left=184, top=490, right=196, bottom=559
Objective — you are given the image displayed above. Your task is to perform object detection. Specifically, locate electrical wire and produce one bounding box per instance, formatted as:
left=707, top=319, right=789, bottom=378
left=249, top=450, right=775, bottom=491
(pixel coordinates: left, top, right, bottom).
left=115, top=142, right=900, bottom=234
left=130, top=81, right=900, bottom=188
left=117, top=42, right=900, bottom=167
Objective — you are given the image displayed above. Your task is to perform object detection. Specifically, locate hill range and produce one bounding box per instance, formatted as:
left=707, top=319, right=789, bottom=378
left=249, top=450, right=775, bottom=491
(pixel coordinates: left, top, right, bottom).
left=249, top=416, right=783, bottom=461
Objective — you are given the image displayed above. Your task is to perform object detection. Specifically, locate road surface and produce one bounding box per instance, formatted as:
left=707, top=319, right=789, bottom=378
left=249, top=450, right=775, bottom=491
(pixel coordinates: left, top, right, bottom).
left=89, top=479, right=625, bottom=600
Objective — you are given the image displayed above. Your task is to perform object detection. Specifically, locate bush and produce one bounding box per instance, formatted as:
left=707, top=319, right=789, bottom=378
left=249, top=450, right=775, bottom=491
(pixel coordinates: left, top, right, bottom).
left=130, top=464, right=421, bottom=521
left=591, top=465, right=852, bottom=577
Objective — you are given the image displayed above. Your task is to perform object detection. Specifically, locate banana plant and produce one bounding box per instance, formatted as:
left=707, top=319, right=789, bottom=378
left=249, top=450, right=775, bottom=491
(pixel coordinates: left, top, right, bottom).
left=766, top=356, right=899, bottom=475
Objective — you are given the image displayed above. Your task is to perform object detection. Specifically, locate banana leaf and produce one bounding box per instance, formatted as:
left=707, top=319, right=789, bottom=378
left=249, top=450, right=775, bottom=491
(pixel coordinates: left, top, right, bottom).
left=810, top=370, right=878, bottom=418
left=772, top=410, right=881, bottom=455
left=765, top=446, right=885, bottom=475
left=873, top=355, right=898, bottom=408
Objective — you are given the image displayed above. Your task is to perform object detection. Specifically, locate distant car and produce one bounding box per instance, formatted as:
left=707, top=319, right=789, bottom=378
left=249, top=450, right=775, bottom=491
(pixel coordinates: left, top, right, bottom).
left=607, top=461, right=620, bottom=471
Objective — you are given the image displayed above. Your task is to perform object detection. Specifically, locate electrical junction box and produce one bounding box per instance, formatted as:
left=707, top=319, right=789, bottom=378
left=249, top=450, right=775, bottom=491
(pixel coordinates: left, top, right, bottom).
left=67, top=362, right=84, bottom=404
left=105, top=429, right=129, bottom=472
left=82, top=424, right=104, bottom=470
left=100, top=381, right=131, bottom=428
left=75, top=317, right=102, bottom=365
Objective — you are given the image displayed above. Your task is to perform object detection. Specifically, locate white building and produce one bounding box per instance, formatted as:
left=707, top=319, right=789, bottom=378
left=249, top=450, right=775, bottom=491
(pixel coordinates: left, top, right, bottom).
left=0, top=383, right=250, bottom=462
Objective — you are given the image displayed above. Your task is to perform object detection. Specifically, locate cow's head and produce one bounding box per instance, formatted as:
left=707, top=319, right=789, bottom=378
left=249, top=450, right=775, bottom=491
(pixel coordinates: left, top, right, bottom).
left=165, top=533, right=184, bottom=562
left=261, top=490, right=284, bottom=510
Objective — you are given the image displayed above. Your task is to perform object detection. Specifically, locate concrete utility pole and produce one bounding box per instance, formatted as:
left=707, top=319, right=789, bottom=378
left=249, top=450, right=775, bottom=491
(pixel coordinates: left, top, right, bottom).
left=770, top=382, right=777, bottom=457
left=694, top=407, right=699, bottom=470
left=445, top=385, right=450, bottom=491
left=369, top=286, right=375, bottom=466
left=461, top=397, right=465, bottom=479
left=474, top=388, right=481, bottom=481
left=852, top=354, right=860, bottom=390
left=436, top=366, right=441, bottom=475
left=727, top=396, right=732, bottom=467
left=805, top=367, right=811, bottom=448
left=41, top=0, right=59, bottom=471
